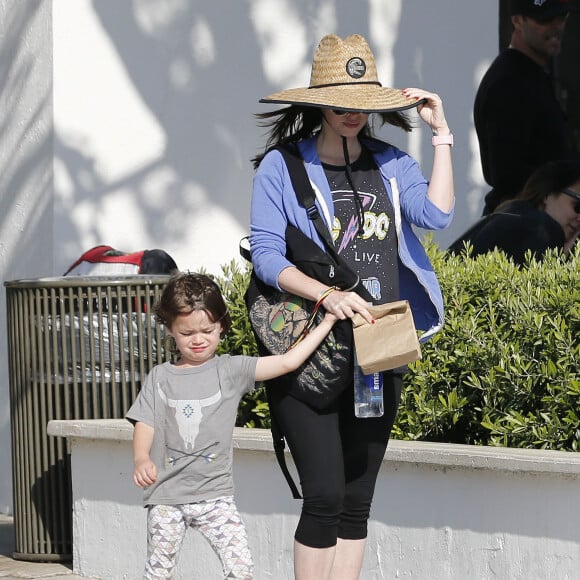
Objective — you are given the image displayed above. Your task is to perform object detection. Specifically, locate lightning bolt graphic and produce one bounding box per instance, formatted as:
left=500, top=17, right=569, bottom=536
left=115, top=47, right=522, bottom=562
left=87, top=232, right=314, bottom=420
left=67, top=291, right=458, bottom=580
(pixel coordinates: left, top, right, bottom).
left=338, top=217, right=360, bottom=253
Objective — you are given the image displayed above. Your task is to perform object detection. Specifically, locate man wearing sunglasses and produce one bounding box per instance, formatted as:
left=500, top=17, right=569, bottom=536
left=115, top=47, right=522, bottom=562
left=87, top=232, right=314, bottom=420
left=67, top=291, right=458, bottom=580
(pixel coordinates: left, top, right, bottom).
left=474, top=0, right=578, bottom=216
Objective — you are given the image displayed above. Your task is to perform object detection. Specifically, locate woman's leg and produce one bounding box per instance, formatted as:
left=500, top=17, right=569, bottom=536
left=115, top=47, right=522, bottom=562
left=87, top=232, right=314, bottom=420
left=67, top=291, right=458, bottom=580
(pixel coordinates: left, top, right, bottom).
left=268, top=387, right=345, bottom=580
left=330, top=372, right=403, bottom=579
left=331, top=538, right=366, bottom=580
left=293, top=541, right=336, bottom=580
left=294, top=538, right=365, bottom=580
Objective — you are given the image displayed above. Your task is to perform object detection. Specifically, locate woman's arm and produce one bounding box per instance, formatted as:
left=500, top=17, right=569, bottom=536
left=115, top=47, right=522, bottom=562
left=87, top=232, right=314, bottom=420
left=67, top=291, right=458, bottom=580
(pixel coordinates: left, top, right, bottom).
left=252, top=146, right=373, bottom=324
left=250, top=151, right=295, bottom=289
left=402, top=88, right=454, bottom=213
left=277, top=266, right=373, bottom=324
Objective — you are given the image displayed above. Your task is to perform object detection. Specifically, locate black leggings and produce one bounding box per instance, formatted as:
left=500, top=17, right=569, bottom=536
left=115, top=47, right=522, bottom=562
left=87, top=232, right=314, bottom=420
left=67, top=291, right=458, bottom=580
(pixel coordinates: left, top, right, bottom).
left=268, top=373, right=402, bottom=549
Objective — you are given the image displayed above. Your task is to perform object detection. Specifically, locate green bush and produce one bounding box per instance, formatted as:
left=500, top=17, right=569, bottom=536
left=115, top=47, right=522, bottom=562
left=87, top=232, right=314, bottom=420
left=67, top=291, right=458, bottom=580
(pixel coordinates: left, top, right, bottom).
left=215, top=246, right=580, bottom=451
left=393, top=243, right=580, bottom=451
left=215, top=260, right=268, bottom=428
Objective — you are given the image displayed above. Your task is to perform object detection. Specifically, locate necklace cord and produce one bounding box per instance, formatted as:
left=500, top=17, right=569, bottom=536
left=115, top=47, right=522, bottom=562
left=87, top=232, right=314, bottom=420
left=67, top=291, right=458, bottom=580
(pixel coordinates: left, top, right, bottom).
left=341, top=137, right=365, bottom=236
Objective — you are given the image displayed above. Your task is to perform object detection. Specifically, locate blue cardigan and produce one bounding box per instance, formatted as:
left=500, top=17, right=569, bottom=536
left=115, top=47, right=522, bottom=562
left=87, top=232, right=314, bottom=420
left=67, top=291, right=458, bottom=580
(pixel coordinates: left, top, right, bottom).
left=250, top=136, right=454, bottom=340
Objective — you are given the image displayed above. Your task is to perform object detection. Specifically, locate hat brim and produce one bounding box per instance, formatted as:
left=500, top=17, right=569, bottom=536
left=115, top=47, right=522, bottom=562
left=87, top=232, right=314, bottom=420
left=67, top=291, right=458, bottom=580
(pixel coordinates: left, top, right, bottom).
left=260, top=84, right=422, bottom=113
left=513, top=6, right=578, bottom=18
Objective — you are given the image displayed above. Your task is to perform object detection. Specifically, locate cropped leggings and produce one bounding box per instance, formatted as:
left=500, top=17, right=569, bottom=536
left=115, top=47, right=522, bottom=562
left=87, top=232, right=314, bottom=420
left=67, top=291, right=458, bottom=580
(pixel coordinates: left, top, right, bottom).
left=268, top=372, right=403, bottom=549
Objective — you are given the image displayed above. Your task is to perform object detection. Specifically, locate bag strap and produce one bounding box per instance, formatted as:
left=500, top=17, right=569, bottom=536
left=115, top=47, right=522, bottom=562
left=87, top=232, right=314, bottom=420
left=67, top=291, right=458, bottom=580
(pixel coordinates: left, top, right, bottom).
left=272, top=144, right=368, bottom=499
left=265, top=385, right=302, bottom=499
left=239, top=143, right=337, bottom=264
left=276, top=144, right=339, bottom=259
left=243, top=144, right=356, bottom=500
left=239, top=235, right=251, bottom=262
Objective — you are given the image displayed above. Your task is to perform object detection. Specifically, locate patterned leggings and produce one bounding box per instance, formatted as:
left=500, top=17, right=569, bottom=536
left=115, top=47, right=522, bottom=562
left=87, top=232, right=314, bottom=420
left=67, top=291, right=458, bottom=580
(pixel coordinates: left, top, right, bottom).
left=144, top=497, right=253, bottom=579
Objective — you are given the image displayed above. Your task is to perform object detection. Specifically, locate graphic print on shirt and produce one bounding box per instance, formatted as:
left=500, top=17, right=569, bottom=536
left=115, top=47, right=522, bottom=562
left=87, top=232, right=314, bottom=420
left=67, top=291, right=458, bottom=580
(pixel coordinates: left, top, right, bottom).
left=157, top=383, right=221, bottom=452
left=332, top=189, right=390, bottom=253
left=166, top=441, right=218, bottom=467
left=324, top=151, right=399, bottom=305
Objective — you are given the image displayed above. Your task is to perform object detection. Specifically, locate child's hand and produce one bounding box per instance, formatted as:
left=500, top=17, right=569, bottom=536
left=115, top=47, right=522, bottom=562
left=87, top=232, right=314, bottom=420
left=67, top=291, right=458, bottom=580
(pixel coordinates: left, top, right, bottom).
left=323, top=311, right=338, bottom=325
left=133, top=457, right=157, bottom=488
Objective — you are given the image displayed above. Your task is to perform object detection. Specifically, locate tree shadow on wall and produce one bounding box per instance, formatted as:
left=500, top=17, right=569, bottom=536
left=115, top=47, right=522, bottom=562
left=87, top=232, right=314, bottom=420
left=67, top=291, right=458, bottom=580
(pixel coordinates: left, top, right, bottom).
left=55, top=1, right=265, bottom=268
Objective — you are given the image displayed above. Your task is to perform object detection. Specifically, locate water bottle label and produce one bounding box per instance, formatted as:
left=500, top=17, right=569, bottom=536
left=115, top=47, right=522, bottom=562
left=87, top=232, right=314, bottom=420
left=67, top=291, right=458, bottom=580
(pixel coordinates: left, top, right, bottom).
left=365, top=372, right=383, bottom=391
left=354, top=365, right=384, bottom=418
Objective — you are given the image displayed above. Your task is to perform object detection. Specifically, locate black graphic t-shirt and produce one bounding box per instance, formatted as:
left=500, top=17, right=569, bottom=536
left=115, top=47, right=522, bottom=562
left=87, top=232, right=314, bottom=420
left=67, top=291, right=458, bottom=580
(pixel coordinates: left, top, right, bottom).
left=323, top=147, right=399, bottom=305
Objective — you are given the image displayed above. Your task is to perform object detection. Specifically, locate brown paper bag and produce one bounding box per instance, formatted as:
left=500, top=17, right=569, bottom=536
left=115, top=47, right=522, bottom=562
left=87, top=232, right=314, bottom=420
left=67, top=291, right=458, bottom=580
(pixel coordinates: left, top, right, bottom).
left=351, top=300, right=422, bottom=374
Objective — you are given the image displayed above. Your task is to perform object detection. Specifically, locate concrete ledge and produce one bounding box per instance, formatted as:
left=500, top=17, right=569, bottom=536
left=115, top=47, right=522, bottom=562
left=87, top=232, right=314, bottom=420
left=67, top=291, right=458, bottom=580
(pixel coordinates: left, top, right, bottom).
left=48, top=418, right=580, bottom=477
left=46, top=418, right=580, bottom=579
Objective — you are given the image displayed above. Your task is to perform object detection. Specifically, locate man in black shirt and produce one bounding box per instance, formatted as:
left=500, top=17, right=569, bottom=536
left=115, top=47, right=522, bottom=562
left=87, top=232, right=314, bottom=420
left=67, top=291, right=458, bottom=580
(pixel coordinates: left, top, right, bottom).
left=474, top=0, right=577, bottom=215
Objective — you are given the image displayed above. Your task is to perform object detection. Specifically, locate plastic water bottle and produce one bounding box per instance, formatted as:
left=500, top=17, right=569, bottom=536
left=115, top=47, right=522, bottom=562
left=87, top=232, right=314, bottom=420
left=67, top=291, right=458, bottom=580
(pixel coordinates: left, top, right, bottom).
left=354, top=362, right=384, bottom=418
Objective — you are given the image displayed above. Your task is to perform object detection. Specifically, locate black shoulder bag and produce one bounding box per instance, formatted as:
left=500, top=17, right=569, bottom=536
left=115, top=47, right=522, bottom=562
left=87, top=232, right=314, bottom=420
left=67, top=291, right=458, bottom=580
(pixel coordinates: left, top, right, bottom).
left=244, top=144, right=371, bottom=407
left=242, top=145, right=371, bottom=498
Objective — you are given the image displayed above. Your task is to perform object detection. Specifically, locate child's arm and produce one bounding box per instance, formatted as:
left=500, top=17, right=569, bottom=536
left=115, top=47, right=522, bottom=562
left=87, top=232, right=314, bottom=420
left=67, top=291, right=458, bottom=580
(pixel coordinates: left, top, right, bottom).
left=255, top=312, right=337, bottom=382
left=132, top=421, right=157, bottom=488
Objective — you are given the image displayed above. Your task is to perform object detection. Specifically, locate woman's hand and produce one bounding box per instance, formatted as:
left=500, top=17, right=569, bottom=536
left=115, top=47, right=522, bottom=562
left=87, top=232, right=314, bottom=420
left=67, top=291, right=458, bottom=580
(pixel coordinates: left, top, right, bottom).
left=402, top=87, right=454, bottom=213
left=322, top=289, right=373, bottom=324
left=402, top=88, right=450, bottom=135
left=277, top=267, right=373, bottom=323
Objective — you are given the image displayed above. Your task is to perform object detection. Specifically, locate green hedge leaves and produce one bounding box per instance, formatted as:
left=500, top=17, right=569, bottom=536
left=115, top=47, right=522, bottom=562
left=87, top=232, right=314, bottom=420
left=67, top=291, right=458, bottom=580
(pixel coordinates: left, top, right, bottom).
left=393, top=243, right=580, bottom=451
left=215, top=244, right=580, bottom=451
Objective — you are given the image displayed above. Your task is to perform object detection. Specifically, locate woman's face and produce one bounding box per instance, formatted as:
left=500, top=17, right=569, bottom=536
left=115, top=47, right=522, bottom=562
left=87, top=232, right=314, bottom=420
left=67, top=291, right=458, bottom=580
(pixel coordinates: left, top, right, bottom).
left=322, top=109, right=369, bottom=138
left=543, top=180, right=580, bottom=242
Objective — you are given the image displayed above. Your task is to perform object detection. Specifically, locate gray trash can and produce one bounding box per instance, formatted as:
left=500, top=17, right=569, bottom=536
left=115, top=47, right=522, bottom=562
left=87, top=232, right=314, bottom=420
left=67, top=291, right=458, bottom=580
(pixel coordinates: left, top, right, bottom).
left=4, top=275, right=171, bottom=561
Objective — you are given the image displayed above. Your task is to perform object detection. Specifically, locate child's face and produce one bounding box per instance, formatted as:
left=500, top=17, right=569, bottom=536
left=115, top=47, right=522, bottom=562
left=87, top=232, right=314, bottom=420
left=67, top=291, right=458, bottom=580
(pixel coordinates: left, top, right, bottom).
left=168, top=309, right=222, bottom=367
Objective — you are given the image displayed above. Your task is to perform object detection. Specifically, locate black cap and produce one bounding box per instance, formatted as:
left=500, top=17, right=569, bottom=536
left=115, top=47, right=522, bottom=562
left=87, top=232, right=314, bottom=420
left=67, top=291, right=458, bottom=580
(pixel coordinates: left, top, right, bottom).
left=510, top=0, right=574, bottom=19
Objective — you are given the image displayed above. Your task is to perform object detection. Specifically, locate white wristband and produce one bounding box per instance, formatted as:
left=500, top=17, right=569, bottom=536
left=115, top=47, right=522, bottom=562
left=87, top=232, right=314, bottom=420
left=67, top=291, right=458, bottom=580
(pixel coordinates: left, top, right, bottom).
left=432, top=134, right=454, bottom=147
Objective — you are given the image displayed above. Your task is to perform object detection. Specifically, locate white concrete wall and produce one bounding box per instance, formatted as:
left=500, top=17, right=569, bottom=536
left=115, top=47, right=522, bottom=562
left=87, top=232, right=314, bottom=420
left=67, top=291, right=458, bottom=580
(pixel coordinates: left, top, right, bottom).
left=0, top=0, right=497, bottom=514
left=48, top=421, right=580, bottom=580
left=0, top=0, right=54, bottom=515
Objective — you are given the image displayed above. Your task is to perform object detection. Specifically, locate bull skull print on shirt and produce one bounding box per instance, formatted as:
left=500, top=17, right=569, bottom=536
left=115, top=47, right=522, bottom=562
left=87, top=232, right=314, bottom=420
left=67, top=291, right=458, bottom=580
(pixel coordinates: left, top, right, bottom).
left=157, top=384, right=221, bottom=450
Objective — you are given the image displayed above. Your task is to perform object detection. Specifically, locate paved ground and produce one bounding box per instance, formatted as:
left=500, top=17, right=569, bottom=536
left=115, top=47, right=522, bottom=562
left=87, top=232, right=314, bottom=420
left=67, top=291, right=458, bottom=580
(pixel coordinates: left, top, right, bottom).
left=0, top=515, right=95, bottom=579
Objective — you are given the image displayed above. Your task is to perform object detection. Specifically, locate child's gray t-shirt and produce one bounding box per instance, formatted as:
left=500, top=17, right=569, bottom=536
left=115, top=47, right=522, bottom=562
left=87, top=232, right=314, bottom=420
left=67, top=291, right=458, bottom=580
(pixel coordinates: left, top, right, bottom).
left=126, top=355, right=257, bottom=507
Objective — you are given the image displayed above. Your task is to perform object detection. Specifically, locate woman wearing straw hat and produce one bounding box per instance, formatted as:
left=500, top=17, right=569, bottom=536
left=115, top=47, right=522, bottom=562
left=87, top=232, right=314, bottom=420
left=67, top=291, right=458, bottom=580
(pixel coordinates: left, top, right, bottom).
left=249, top=34, right=454, bottom=579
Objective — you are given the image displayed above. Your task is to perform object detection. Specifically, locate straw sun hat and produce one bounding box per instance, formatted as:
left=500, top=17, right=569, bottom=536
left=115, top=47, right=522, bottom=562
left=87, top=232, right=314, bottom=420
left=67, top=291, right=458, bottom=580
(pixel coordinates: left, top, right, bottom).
left=260, top=34, right=420, bottom=114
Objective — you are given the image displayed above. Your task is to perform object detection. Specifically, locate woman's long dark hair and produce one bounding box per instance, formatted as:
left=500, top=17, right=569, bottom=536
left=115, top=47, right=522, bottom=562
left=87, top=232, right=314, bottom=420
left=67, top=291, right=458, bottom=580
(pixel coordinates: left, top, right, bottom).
left=516, top=160, right=580, bottom=208
left=251, top=105, right=413, bottom=169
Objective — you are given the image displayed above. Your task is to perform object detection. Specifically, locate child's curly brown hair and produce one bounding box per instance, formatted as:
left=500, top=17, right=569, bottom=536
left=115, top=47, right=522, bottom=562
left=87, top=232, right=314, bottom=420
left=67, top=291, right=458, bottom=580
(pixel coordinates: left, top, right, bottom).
left=153, top=272, right=232, bottom=337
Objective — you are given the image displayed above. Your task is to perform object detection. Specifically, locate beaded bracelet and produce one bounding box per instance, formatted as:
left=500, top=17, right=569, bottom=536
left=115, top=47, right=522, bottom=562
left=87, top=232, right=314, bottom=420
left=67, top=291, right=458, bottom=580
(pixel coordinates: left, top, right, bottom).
left=290, top=286, right=338, bottom=349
